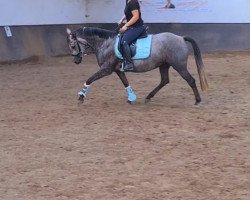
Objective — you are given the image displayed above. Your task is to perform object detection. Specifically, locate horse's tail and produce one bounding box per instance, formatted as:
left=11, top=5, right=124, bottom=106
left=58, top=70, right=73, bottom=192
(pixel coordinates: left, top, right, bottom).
left=184, top=36, right=209, bottom=91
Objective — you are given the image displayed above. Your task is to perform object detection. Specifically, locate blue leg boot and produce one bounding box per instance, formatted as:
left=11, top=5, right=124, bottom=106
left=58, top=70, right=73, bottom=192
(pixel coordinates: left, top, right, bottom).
left=125, top=86, right=137, bottom=102
left=78, top=83, right=90, bottom=103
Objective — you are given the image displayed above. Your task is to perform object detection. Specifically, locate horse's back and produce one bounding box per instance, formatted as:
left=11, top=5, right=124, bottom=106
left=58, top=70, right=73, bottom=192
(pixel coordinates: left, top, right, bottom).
left=153, top=32, right=186, bottom=47
left=154, top=32, right=182, bottom=39
left=151, top=32, right=189, bottom=61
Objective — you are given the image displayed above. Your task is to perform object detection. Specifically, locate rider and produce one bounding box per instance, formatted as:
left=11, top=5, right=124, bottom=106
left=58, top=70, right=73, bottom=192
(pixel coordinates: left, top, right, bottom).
left=118, top=0, right=145, bottom=71
left=161, top=0, right=175, bottom=9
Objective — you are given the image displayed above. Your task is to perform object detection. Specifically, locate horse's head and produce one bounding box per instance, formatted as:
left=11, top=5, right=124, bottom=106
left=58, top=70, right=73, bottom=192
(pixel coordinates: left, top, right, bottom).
left=67, top=27, right=116, bottom=64
left=66, top=28, right=94, bottom=64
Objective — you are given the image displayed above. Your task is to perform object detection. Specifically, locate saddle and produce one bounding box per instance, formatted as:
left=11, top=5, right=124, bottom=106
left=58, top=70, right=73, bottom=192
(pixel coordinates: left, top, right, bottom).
left=118, top=26, right=149, bottom=58
left=114, top=27, right=152, bottom=60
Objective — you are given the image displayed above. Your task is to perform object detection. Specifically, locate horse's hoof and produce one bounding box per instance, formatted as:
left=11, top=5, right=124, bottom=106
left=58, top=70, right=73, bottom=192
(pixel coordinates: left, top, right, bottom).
left=127, top=100, right=135, bottom=105
left=78, top=95, right=85, bottom=103
left=144, top=98, right=151, bottom=104
left=194, top=100, right=201, bottom=105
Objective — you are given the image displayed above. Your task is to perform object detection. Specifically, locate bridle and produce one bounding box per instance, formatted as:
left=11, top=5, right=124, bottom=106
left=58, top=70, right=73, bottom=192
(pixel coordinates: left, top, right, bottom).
left=69, top=33, right=94, bottom=57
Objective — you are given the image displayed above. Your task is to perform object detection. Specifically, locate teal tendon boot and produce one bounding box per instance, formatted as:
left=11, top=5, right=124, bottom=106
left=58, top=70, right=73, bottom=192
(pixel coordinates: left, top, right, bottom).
left=125, top=86, right=137, bottom=102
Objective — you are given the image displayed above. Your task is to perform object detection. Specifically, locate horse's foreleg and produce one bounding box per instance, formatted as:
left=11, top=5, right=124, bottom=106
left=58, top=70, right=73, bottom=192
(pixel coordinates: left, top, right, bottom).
left=145, top=64, right=170, bottom=103
left=78, top=68, right=113, bottom=102
left=115, top=71, right=129, bottom=88
left=116, top=71, right=136, bottom=102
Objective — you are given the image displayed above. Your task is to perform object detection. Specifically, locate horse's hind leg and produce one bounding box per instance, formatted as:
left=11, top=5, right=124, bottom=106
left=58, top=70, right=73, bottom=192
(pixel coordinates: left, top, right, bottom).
left=172, top=64, right=201, bottom=105
left=145, top=64, right=170, bottom=102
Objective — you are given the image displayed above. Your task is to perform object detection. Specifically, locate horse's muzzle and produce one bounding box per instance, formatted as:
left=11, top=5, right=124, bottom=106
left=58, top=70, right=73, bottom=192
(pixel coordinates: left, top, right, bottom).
left=73, top=55, right=82, bottom=64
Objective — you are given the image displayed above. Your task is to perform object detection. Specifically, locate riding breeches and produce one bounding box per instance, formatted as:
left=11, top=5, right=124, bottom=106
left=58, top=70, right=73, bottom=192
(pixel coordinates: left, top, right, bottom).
left=120, top=25, right=145, bottom=45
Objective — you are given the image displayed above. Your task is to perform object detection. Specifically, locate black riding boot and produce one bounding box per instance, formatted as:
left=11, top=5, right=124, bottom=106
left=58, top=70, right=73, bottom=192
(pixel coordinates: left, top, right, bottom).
left=121, top=42, right=134, bottom=71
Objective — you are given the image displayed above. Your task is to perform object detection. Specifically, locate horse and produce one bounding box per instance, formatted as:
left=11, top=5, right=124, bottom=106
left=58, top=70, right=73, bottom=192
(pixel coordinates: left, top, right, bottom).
left=66, top=27, right=208, bottom=105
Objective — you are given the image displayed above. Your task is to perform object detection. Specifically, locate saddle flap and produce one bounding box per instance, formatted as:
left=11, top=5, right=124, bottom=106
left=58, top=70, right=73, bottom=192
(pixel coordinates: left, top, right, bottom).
left=114, top=35, right=152, bottom=60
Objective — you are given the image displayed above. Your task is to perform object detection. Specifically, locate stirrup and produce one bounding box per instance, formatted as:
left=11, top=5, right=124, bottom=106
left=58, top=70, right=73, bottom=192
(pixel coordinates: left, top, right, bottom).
left=119, top=61, right=125, bottom=72
left=123, top=62, right=134, bottom=71
left=120, top=61, right=134, bottom=72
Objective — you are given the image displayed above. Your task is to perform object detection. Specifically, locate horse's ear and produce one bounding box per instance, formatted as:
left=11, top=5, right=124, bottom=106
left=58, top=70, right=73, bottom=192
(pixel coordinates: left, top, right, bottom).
left=66, top=28, right=71, bottom=35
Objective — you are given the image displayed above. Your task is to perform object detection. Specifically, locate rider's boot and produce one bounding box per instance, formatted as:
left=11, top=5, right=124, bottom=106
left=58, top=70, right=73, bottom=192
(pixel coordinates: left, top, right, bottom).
left=121, top=41, right=134, bottom=71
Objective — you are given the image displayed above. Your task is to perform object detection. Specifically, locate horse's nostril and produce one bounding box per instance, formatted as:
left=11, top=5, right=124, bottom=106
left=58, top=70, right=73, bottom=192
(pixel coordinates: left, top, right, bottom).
left=73, top=56, right=82, bottom=64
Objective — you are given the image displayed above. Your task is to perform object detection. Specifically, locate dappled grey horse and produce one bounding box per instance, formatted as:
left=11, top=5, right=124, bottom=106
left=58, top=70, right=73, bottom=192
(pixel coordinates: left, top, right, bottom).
left=66, top=27, right=208, bottom=105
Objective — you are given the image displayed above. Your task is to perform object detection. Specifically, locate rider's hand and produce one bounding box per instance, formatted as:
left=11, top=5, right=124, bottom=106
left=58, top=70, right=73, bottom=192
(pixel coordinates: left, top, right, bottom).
left=120, top=24, right=128, bottom=33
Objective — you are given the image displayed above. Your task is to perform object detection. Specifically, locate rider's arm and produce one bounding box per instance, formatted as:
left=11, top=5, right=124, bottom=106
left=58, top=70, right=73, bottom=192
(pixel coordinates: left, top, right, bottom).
left=125, top=9, right=139, bottom=27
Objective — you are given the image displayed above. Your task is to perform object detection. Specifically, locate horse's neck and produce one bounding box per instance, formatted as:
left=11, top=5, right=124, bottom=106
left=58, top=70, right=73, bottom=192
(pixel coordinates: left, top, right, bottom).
left=94, top=38, right=115, bottom=65
left=87, top=36, right=108, bottom=51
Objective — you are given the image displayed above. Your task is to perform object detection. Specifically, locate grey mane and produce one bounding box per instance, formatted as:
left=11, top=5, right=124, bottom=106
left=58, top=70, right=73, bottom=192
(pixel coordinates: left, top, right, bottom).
left=75, top=27, right=117, bottom=39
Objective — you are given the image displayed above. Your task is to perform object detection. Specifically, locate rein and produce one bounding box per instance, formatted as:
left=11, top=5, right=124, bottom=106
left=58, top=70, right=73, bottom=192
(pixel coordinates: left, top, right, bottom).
left=78, top=39, right=94, bottom=55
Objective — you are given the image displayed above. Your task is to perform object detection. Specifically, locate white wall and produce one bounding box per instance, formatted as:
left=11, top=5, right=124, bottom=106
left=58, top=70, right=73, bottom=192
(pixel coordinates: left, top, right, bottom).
left=84, top=0, right=250, bottom=23
left=84, top=0, right=122, bottom=23
left=83, top=0, right=250, bottom=23
left=1, top=0, right=250, bottom=26
left=0, top=0, right=122, bottom=25
left=140, top=0, right=250, bottom=23
left=0, top=0, right=86, bottom=26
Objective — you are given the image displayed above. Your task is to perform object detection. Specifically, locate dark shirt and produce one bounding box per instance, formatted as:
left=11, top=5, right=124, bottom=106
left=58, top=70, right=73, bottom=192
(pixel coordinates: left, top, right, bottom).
left=124, top=0, right=144, bottom=27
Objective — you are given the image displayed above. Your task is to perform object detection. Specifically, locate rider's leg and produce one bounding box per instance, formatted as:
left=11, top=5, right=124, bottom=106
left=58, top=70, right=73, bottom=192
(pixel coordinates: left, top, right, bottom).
left=121, top=40, right=134, bottom=70
left=120, top=26, right=144, bottom=71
